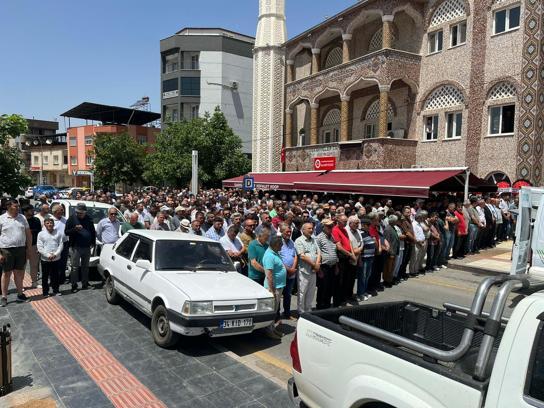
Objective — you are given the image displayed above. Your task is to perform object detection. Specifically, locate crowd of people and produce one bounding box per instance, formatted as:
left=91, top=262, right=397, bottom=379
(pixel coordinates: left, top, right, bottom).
left=0, top=189, right=518, bottom=335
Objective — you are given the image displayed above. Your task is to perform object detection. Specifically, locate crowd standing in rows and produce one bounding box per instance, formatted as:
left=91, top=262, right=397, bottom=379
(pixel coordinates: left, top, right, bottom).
left=0, top=189, right=518, bottom=337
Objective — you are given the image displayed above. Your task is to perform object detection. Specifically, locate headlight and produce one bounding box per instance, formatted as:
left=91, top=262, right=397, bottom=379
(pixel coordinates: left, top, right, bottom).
left=182, top=301, right=213, bottom=316
left=257, top=298, right=275, bottom=312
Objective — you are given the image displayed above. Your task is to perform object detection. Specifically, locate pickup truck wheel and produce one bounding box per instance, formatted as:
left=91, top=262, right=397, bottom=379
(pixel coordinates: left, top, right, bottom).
left=151, top=305, right=180, bottom=348
left=104, top=275, right=122, bottom=305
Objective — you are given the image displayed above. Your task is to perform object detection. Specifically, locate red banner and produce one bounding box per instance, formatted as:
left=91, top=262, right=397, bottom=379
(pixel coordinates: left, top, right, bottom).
left=313, top=156, right=336, bottom=171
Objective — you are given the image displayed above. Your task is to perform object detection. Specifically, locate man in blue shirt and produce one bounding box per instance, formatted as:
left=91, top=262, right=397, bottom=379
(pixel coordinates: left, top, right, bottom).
left=96, top=209, right=121, bottom=244
left=278, top=223, right=298, bottom=319
left=262, top=236, right=287, bottom=339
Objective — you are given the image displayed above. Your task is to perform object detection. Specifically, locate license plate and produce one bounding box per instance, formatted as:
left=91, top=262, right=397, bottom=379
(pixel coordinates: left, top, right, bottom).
left=220, top=318, right=253, bottom=329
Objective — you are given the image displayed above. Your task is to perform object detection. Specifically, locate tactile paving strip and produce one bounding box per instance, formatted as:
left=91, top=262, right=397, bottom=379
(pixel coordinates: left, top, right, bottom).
left=24, top=278, right=166, bottom=408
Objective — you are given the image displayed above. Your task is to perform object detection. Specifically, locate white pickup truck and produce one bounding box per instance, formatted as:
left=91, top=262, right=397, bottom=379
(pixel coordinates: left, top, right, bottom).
left=288, top=275, right=544, bottom=408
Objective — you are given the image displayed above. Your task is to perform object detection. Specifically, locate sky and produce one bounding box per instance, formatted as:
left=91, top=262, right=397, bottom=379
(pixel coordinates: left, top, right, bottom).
left=0, top=0, right=355, bottom=130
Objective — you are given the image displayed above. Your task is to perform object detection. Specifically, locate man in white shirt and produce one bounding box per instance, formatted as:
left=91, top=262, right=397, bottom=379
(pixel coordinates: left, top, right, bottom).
left=220, top=225, right=244, bottom=265
left=0, top=200, right=32, bottom=306
left=51, top=203, right=69, bottom=282
left=409, top=213, right=426, bottom=276
left=37, top=218, right=64, bottom=297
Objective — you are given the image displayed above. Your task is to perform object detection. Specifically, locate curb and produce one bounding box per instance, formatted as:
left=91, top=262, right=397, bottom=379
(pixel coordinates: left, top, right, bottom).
left=448, top=262, right=508, bottom=276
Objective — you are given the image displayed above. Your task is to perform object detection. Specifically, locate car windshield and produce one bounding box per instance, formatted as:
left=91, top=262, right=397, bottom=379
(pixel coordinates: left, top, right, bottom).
left=68, top=206, right=124, bottom=225
left=155, top=240, right=236, bottom=272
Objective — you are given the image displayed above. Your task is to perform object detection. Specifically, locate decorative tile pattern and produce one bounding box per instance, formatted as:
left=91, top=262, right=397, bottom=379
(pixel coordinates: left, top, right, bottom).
left=423, top=85, right=465, bottom=110
left=430, top=0, right=467, bottom=28
left=322, top=108, right=341, bottom=126
left=369, top=28, right=384, bottom=52
left=323, top=47, right=343, bottom=69
left=366, top=99, right=394, bottom=121
left=489, top=82, right=517, bottom=100
left=516, top=0, right=543, bottom=185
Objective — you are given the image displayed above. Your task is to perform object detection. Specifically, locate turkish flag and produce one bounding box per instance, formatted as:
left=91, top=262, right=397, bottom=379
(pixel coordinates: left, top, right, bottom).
left=281, top=147, right=286, bottom=164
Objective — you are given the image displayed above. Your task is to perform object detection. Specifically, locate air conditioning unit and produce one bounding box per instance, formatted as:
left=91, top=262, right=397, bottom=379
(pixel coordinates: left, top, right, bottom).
left=387, top=129, right=406, bottom=139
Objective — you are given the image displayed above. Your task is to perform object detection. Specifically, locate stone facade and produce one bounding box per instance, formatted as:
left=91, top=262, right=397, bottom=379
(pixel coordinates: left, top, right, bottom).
left=252, top=0, right=287, bottom=172
left=276, top=0, right=543, bottom=186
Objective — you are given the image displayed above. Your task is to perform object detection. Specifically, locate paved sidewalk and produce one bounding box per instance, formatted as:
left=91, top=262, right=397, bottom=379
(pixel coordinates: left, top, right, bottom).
left=448, top=241, right=513, bottom=275
left=1, top=276, right=291, bottom=408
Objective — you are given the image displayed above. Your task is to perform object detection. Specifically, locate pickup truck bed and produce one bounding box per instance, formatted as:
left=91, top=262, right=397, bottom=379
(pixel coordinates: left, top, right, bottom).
left=305, top=301, right=505, bottom=391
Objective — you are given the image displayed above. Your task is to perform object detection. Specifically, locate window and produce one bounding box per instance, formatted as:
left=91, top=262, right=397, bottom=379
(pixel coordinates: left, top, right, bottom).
left=364, top=123, right=392, bottom=139
left=86, top=156, right=93, bottom=166
left=154, top=240, right=235, bottom=272
left=446, top=112, right=463, bottom=139
left=191, top=55, right=200, bottom=70
left=85, top=136, right=93, bottom=146
left=428, top=30, right=444, bottom=54
left=191, top=105, right=199, bottom=119
left=69, top=138, right=77, bottom=147
left=138, top=135, right=147, bottom=145
left=70, top=156, right=77, bottom=166
left=450, top=21, right=467, bottom=47
left=43, top=156, right=48, bottom=165
left=172, top=109, right=179, bottom=122
left=181, top=77, right=200, bottom=96
left=494, top=5, right=521, bottom=34
left=53, top=155, right=59, bottom=165
left=116, top=235, right=139, bottom=259
left=132, top=240, right=153, bottom=263
left=525, top=323, right=544, bottom=403
left=63, top=155, right=68, bottom=165
left=164, top=53, right=178, bottom=73
left=322, top=129, right=339, bottom=144
left=424, top=115, right=439, bottom=140
left=33, top=155, right=39, bottom=165
left=489, top=104, right=515, bottom=135
left=162, top=78, right=179, bottom=98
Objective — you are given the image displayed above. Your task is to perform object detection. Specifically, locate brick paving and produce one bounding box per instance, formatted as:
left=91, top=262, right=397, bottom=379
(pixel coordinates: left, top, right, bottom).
left=2, top=275, right=290, bottom=408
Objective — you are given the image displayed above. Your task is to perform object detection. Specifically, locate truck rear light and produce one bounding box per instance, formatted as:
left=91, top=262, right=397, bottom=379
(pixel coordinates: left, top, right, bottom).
left=290, top=332, right=302, bottom=373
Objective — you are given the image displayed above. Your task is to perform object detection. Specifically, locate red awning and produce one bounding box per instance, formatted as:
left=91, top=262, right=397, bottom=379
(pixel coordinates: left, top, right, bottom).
left=222, top=168, right=495, bottom=198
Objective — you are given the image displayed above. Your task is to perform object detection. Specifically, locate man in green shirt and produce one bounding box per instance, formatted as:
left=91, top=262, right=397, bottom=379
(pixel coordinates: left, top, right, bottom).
left=121, top=213, right=145, bottom=235
left=247, top=227, right=270, bottom=285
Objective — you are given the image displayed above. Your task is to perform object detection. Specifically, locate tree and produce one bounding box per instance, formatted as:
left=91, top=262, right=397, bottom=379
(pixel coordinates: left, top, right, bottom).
left=144, top=108, right=251, bottom=188
left=0, top=114, right=31, bottom=197
left=92, top=132, right=146, bottom=189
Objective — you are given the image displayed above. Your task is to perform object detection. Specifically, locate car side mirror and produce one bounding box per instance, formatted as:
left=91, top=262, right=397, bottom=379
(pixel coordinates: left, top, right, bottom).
left=135, top=259, right=152, bottom=270
left=233, top=261, right=241, bottom=273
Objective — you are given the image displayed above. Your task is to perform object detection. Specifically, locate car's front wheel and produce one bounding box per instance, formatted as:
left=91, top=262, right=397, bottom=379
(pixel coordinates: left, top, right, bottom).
left=104, top=275, right=122, bottom=305
left=151, top=305, right=180, bottom=348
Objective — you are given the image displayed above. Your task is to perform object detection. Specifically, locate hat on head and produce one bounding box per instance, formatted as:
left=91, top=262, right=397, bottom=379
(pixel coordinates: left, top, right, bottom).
left=322, top=219, right=335, bottom=227
left=75, top=203, right=87, bottom=213
left=175, top=206, right=184, bottom=213
left=160, top=205, right=171, bottom=212
left=180, top=219, right=191, bottom=231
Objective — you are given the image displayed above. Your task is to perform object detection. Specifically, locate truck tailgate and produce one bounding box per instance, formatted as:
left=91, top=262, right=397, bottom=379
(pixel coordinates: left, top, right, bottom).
left=294, top=317, right=484, bottom=408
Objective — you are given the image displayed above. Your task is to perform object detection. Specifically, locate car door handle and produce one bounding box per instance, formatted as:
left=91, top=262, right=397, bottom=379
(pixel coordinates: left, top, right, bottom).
left=127, top=265, right=132, bottom=270
left=111, top=256, right=115, bottom=261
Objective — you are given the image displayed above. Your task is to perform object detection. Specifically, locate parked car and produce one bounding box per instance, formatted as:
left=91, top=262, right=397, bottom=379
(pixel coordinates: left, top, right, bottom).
left=33, top=185, right=58, bottom=199
left=24, top=187, right=34, bottom=199
left=288, top=275, right=544, bottom=408
left=58, top=187, right=89, bottom=199
left=51, top=200, right=126, bottom=268
left=98, top=230, right=276, bottom=347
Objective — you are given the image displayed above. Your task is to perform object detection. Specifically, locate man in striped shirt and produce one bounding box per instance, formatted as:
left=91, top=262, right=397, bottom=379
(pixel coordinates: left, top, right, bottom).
left=315, top=219, right=338, bottom=309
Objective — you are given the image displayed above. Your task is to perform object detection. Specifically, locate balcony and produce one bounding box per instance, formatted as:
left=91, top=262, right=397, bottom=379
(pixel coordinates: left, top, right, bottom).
left=285, top=49, right=421, bottom=106
left=284, top=138, right=418, bottom=172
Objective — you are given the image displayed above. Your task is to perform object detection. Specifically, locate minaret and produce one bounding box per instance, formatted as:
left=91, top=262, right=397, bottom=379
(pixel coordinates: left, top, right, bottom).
left=252, top=0, right=287, bottom=172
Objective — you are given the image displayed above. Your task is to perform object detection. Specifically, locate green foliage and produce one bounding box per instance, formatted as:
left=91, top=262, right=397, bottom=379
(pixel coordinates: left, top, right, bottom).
left=144, top=108, right=251, bottom=188
left=92, top=132, right=146, bottom=189
left=0, top=114, right=31, bottom=196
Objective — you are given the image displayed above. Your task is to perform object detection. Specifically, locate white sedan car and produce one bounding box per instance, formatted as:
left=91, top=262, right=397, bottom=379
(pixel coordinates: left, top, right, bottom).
left=98, top=230, right=276, bottom=347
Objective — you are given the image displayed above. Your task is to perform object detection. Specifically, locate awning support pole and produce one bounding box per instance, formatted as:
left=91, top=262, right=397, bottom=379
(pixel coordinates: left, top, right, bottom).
left=464, top=169, right=470, bottom=202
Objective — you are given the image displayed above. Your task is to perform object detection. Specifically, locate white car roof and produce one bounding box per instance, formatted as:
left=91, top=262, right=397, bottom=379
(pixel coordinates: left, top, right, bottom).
left=52, top=200, right=116, bottom=209
left=127, top=229, right=216, bottom=243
